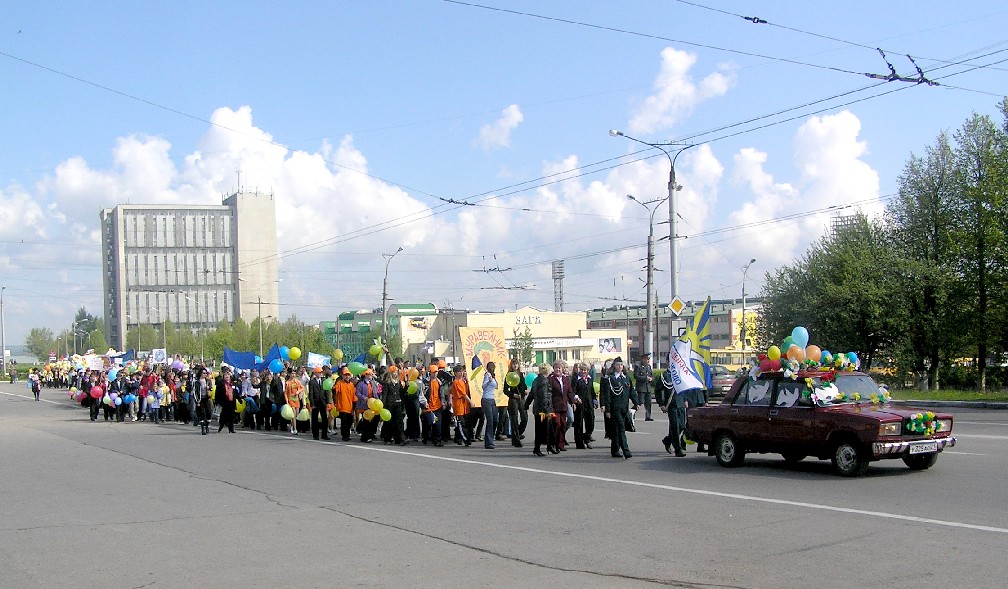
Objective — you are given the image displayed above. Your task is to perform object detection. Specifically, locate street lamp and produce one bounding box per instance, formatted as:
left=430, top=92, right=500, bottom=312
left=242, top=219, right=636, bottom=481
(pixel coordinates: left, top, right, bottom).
left=381, top=246, right=404, bottom=356
left=741, top=258, right=756, bottom=351
left=240, top=277, right=282, bottom=358
left=610, top=130, right=695, bottom=302
left=177, top=292, right=204, bottom=362
left=1, top=286, right=6, bottom=378
left=627, top=195, right=668, bottom=366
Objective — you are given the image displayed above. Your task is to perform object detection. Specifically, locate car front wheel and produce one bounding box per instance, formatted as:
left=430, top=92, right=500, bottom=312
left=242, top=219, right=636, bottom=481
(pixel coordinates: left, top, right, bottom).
left=715, top=433, right=745, bottom=467
left=902, top=452, right=938, bottom=470
left=832, top=440, right=868, bottom=477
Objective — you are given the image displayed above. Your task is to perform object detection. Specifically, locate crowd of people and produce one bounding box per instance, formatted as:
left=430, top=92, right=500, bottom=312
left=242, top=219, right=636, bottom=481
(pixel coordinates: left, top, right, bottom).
left=48, top=352, right=706, bottom=459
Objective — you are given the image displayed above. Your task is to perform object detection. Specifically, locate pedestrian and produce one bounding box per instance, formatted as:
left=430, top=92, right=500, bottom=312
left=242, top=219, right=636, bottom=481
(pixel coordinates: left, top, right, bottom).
left=284, top=370, right=304, bottom=435
left=216, top=366, right=236, bottom=433
left=355, top=369, right=380, bottom=443
left=480, top=362, right=497, bottom=449
left=380, top=365, right=407, bottom=445
left=422, top=364, right=443, bottom=446
left=333, top=367, right=356, bottom=441
left=450, top=365, right=472, bottom=445
left=308, top=366, right=331, bottom=440
left=548, top=360, right=573, bottom=451
left=634, top=353, right=654, bottom=421
left=525, top=363, right=554, bottom=456
left=601, top=357, right=637, bottom=459
left=571, top=362, right=595, bottom=449
left=503, top=358, right=527, bottom=448
left=660, top=372, right=688, bottom=458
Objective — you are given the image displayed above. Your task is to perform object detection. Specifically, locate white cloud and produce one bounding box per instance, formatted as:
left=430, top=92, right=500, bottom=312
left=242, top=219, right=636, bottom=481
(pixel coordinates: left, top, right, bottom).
left=475, top=104, right=524, bottom=150
left=629, top=48, right=733, bottom=135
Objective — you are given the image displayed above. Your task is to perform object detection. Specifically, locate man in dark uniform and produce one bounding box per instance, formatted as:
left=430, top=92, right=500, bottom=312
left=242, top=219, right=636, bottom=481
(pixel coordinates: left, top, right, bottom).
left=634, top=352, right=654, bottom=421
left=308, top=366, right=331, bottom=440
left=687, top=386, right=709, bottom=452
left=659, top=372, right=688, bottom=457
left=600, top=357, right=637, bottom=459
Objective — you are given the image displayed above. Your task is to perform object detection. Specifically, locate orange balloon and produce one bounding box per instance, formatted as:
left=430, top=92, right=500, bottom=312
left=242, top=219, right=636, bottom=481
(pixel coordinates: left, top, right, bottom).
left=805, top=345, right=822, bottom=362
left=786, top=344, right=805, bottom=362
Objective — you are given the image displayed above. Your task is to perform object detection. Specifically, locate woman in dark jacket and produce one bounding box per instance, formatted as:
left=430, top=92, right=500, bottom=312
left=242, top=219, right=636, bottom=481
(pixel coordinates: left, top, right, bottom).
left=524, top=364, right=554, bottom=456
left=504, top=358, right=528, bottom=447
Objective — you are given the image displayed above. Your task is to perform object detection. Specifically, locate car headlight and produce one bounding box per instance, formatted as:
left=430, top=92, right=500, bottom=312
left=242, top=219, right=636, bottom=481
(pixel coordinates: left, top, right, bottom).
left=879, top=422, right=901, bottom=437
left=935, top=419, right=952, bottom=433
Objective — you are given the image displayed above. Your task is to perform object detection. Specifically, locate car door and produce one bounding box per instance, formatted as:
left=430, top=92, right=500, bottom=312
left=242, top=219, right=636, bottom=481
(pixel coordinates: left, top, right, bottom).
left=767, top=381, right=816, bottom=452
left=727, top=378, right=772, bottom=449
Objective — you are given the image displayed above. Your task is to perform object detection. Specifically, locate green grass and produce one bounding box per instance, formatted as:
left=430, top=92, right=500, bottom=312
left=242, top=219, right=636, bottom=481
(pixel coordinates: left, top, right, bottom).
left=889, top=389, right=1008, bottom=402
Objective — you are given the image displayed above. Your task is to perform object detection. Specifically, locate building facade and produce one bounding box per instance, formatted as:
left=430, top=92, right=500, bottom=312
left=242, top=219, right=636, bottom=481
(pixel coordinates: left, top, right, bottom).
left=101, top=191, right=279, bottom=351
left=321, top=304, right=627, bottom=368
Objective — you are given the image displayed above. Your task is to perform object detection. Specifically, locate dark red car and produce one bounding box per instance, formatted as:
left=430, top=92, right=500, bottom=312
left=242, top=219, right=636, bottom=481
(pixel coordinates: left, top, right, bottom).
left=686, top=370, right=956, bottom=476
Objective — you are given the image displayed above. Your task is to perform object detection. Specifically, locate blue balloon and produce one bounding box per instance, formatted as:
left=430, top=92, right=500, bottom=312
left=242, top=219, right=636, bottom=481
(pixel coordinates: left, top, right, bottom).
left=269, top=358, right=284, bottom=373
left=847, top=352, right=859, bottom=365
left=791, top=326, right=809, bottom=350
left=272, top=403, right=279, bottom=415
left=254, top=355, right=263, bottom=364
left=280, top=346, right=291, bottom=361
left=524, top=372, right=535, bottom=389
left=108, top=368, right=119, bottom=381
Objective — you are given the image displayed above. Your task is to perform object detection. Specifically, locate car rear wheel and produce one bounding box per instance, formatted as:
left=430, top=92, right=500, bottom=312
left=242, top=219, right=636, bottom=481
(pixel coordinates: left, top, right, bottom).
left=781, top=452, right=806, bottom=463
left=902, top=452, right=938, bottom=470
left=832, top=440, right=868, bottom=477
left=715, top=433, right=744, bottom=467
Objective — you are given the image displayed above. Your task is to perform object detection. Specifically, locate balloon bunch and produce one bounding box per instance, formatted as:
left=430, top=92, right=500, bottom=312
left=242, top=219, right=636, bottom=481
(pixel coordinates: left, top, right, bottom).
left=364, top=398, right=391, bottom=422
left=906, top=411, right=941, bottom=436
left=405, top=367, right=421, bottom=397
left=756, top=326, right=861, bottom=377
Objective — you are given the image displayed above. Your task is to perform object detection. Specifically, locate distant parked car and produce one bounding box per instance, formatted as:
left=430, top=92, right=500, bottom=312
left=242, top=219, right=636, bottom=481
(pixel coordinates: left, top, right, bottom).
left=686, top=369, right=956, bottom=476
left=709, top=364, right=736, bottom=397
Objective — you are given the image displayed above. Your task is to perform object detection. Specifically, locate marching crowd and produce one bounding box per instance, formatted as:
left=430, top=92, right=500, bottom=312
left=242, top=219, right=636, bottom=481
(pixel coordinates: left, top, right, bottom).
left=51, top=352, right=705, bottom=459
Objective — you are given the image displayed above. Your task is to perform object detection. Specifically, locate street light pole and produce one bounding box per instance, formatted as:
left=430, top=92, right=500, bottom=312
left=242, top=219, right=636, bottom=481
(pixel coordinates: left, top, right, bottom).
left=627, top=195, right=667, bottom=366
left=381, top=247, right=404, bottom=352
left=1, top=286, right=6, bottom=379
left=741, top=258, right=756, bottom=351
left=611, top=130, right=695, bottom=302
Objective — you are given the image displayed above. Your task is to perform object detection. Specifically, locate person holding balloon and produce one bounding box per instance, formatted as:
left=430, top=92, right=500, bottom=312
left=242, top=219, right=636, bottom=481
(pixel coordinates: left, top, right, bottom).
left=380, top=365, right=407, bottom=445
left=355, top=369, right=381, bottom=443
left=284, top=369, right=305, bottom=435
left=503, top=359, right=528, bottom=448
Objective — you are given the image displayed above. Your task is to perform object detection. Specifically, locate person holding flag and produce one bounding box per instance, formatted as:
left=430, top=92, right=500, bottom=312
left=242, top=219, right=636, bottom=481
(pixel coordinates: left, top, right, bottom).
left=663, top=297, right=713, bottom=454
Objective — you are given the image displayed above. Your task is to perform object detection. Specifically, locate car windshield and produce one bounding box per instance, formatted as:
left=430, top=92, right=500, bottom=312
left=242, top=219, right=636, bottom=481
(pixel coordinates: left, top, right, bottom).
left=809, top=374, right=883, bottom=406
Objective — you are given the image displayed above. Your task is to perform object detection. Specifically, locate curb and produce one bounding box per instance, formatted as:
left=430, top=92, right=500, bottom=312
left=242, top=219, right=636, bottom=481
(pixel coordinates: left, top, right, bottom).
left=890, top=399, right=1008, bottom=410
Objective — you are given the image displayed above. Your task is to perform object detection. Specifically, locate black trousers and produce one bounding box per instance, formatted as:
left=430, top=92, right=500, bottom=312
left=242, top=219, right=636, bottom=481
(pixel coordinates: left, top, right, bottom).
left=533, top=412, right=555, bottom=452
left=382, top=403, right=405, bottom=443
left=218, top=401, right=235, bottom=433
left=257, top=399, right=272, bottom=430
left=573, top=404, right=593, bottom=448
left=339, top=412, right=354, bottom=441
left=403, top=395, right=421, bottom=439
left=310, top=404, right=329, bottom=439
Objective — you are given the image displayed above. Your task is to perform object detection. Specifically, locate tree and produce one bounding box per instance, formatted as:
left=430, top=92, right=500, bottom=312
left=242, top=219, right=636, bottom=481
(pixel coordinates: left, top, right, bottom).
left=757, top=214, right=903, bottom=371
left=948, top=112, right=1008, bottom=390
left=24, top=327, right=55, bottom=362
left=509, top=326, right=535, bottom=366
left=887, top=132, right=960, bottom=389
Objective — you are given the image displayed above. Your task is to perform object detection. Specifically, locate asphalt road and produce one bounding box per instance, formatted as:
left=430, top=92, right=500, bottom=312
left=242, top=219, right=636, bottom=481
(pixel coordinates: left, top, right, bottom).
left=2, top=382, right=1007, bottom=588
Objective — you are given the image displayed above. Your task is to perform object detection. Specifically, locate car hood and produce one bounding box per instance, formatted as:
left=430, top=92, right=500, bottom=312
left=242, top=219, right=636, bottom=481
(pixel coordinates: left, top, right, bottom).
left=821, top=404, right=952, bottom=420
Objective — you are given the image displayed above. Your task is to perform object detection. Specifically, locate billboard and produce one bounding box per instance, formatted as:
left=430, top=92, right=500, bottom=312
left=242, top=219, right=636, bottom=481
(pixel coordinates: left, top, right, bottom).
left=458, top=326, right=509, bottom=407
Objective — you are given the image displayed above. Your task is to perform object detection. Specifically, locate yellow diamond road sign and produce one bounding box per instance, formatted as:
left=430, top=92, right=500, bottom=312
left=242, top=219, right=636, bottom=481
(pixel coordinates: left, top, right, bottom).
left=668, top=297, right=685, bottom=316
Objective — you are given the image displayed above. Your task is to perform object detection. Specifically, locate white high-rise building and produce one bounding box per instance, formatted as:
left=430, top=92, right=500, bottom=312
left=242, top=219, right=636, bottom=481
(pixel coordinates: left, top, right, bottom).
left=100, top=191, right=279, bottom=351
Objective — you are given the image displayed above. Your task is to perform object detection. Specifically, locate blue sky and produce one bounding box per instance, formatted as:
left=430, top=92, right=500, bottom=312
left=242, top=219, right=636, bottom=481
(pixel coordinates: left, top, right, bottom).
left=1, top=0, right=1006, bottom=346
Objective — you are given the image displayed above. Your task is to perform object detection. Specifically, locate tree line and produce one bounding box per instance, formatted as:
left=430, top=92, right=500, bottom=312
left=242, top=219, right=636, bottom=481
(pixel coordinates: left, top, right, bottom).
left=758, top=99, right=1008, bottom=390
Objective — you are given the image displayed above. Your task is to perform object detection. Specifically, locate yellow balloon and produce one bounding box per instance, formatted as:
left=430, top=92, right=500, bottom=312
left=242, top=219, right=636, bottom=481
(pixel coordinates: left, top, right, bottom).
left=333, top=349, right=344, bottom=361
left=289, top=347, right=302, bottom=361
left=363, top=409, right=376, bottom=421
left=767, top=345, right=781, bottom=361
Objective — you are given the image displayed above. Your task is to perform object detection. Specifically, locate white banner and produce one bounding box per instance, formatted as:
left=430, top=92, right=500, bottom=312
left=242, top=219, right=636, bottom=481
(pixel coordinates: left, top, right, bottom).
left=665, top=339, right=705, bottom=394
left=306, top=352, right=330, bottom=368
left=149, top=348, right=168, bottom=365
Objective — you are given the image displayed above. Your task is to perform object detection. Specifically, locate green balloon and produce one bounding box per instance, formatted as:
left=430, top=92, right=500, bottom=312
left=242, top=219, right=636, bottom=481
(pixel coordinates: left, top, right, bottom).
left=348, top=361, right=367, bottom=376
left=407, top=381, right=418, bottom=395
left=379, top=408, right=392, bottom=422
left=505, top=371, right=520, bottom=387
left=322, top=378, right=334, bottom=391
left=369, top=344, right=383, bottom=357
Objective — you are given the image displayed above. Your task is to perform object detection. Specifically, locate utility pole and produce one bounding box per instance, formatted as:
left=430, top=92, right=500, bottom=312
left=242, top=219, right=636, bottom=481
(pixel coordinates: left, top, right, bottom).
left=1, top=286, right=6, bottom=379
left=741, top=258, right=756, bottom=351
left=381, top=247, right=403, bottom=354
left=627, top=195, right=666, bottom=367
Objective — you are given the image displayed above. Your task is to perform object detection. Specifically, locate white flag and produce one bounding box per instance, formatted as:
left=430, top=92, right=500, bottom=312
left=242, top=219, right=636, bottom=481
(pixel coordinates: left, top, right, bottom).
left=665, top=338, right=705, bottom=394
left=306, top=352, right=331, bottom=368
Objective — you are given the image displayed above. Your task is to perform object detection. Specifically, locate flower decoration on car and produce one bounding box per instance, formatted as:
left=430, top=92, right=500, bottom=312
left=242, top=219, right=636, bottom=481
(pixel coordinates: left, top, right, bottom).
left=906, top=411, right=941, bottom=436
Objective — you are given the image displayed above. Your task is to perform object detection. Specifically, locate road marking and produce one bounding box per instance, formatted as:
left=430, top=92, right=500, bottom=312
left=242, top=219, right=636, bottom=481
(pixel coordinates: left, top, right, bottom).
left=0, top=391, right=61, bottom=405
left=944, top=451, right=987, bottom=456
left=954, top=433, right=1008, bottom=441
left=335, top=439, right=1008, bottom=535
left=955, top=421, right=1008, bottom=427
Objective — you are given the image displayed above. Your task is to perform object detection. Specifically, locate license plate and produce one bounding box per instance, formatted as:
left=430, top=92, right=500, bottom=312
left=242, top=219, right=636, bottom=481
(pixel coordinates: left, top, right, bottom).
left=909, top=441, right=938, bottom=454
